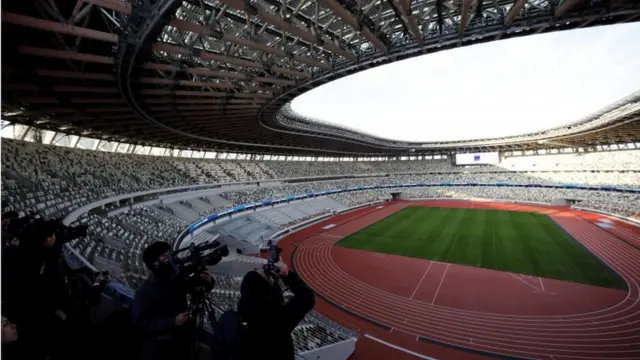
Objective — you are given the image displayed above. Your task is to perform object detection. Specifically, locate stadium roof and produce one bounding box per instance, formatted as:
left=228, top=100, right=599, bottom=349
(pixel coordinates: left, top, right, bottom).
left=290, top=23, right=640, bottom=143
left=2, top=0, right=640, bottom=156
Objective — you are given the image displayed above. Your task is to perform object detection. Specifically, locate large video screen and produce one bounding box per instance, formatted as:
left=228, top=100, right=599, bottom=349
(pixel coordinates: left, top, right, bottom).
left=455, top=152, right=499, bottom=165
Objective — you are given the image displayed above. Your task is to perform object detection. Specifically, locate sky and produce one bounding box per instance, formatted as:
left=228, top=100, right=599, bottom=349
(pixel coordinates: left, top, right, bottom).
left=291, top=23, right=640, bottom=142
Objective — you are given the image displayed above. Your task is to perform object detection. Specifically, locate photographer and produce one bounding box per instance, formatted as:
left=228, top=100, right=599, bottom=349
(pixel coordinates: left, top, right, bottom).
left=11, top=220, right=68, bottom=359
left=60, top=267, right=111, bottom=359
left=132, top=241, right=213, bottom=360
left=211, top=258, right=315, bottom=360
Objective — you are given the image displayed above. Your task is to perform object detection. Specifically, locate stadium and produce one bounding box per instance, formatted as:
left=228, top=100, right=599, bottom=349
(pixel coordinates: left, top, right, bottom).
left=1, top=0, right=640, bottom=359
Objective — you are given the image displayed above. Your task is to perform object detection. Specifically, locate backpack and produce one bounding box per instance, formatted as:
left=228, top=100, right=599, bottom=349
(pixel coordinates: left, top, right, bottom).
left=210, top=310, right=251, bottom=360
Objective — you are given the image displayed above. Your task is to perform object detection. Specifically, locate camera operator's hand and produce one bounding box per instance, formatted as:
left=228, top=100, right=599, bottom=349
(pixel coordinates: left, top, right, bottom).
left=274, top=261, right=289, bottom=277
left=95, top=271, right=111, bottom=285
left=200, top=271, right=213, bottom=284
left=175, top=312, right=189, bottom=326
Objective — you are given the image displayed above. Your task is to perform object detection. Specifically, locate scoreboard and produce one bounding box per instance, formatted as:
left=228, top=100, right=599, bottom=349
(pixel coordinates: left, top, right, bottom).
left=455, top=152, right=499, bottom=165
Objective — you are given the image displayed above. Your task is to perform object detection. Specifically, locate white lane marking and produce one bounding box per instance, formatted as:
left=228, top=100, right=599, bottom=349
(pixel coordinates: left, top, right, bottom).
left=431, top=264, right=450, bottom=304
left=364, top=334, right=439, bottom=360
left=410, top=261, right=434, bottom=300
left=509, top=273, right=541, bottom=292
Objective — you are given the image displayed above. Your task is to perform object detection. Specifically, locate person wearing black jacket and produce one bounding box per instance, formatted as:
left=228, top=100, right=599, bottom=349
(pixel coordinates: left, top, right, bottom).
left=61, top=268, right=111, bottom=360
left=211, top=260, right=315, bottom=360
left=2, top=234, right=22, bottom=321
left=132, top=241, right=212, bottom=360
left=12, top=220, right=68, bottom=360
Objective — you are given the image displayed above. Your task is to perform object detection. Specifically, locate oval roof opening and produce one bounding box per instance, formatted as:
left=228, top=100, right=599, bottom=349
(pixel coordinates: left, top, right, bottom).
left=291, top=23, right=640, bottom=142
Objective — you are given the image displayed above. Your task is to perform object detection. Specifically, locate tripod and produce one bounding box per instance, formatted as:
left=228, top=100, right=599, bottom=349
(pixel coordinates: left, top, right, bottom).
left=187, top=287, right=217, bottom=360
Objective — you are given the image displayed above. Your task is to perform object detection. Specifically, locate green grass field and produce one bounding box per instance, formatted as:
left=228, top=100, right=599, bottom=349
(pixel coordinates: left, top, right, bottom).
left=337, top=207, right=626, bottom=289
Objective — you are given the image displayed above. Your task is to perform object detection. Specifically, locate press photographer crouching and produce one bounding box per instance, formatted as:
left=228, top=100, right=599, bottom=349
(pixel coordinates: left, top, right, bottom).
left=211, top=244, right=315, bottom=360
left=133, top=240, right=227, bottom=360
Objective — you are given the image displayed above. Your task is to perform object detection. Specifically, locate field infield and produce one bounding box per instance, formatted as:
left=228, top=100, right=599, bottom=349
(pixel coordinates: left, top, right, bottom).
left=337, top=206, right=625, bottom=289
left=281, top=200, right=640, bottom=359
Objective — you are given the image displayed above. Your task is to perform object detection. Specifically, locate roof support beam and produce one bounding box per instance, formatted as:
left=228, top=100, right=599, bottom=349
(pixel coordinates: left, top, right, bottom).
left=2, top=12, right=119, bottom=43
left=576, top=16, right=596, bottom=28
left=319, top=0, right=388, bottom=52
left=71, top=98, right=125, bottom=104
left=37, top=69, right=115, bottom=81
left=138, top=77, right=233, bottom=89
left=18, top=45, right=115, bottom=64
left=624, top=13, right=640, bottom=22
left=34, top=68, right=277, bottom=93
left=54, top=85, right=118, bottom=93
left=151, top=42, right=310, bottom=78
left=143, top=98, right=265, bottom=105
left=388, top=0, right=423, bottom=45
left=555, top=0, right=582, bottom=18
left=217, top=0, right=356, bottom=60
left=156, top=111, right=255, bottom=117
left=82, top=0, right=132, bottom=14
left=139, top=89, right=272, bottom=98
left=504, top=0, right=526, bottom=26
left=140, top=76, right=292, bottom=87
left=148, top=105, right=262, bottom=111
left=169, top=19, right=330, bottom=69
left=459, top=0, right=474, bottom=33
left=142, top=60, right=290, bottom=87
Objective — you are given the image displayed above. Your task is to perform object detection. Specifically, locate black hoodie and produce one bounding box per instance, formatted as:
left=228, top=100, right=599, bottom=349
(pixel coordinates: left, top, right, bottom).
left=211, top=270, right=315, bottom=360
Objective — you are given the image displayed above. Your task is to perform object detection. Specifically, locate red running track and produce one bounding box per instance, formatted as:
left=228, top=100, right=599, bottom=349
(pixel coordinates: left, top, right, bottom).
left=282, top=201, right=640, bottom=360
left=573, top=211, right=640, bottom=249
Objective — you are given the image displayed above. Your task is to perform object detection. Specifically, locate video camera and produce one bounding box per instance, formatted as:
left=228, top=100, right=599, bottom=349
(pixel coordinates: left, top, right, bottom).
left=6, top=213, right=88, bottom=246
left=172, top=240, right=229, bottom=283
left=263, top=240, right=283, bottom=275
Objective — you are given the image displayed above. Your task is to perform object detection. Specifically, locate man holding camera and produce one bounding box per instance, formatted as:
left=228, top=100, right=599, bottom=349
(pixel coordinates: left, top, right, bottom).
left=133, top=241, right=213, bottom=360
left=211, top=256, right=315, bottom=360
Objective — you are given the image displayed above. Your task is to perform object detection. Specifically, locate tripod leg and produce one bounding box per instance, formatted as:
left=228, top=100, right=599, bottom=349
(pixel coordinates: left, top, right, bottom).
left=189, top=314, right=202, bottom=360
left=203, top=298, right=217, bottom=327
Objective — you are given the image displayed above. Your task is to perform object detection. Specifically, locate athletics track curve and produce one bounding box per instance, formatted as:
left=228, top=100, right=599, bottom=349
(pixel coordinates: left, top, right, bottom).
left=279, top=201, right=640, bottom=360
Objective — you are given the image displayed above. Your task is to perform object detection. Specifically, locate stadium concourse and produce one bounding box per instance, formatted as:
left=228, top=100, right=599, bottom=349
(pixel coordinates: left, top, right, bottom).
left=1, top=136, right=640, bottom=358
